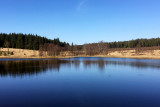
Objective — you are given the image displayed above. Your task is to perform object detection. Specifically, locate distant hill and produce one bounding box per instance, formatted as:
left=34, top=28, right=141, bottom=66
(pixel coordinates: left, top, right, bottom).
left=0, top=33, right=69, bottom=50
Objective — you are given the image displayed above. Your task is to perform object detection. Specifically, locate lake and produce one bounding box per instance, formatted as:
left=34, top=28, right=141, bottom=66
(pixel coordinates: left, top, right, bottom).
left=0, top=57, right=160, bottom=107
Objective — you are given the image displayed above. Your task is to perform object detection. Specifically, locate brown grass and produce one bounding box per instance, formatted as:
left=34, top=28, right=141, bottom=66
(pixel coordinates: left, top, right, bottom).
left=0, top=48, right=160, bottom=59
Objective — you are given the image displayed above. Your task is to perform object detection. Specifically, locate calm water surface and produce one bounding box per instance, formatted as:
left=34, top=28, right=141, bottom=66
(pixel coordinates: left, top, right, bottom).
left=0, top=57, right=160, bottom=107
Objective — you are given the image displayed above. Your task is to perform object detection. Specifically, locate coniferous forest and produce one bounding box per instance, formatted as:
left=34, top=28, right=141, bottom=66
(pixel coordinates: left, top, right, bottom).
left=0, top=33, right=160, bottom=50
left=0, top=33, right=69, bottom=50
left=107, top=38, right=160, bottom=48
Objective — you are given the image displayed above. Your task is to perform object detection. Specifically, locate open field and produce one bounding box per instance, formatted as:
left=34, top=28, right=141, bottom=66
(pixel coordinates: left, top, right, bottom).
left=1, top=48, right=160, bottom=59
left=0, top=48, right=39, bottom=58
left=0, top=48, right=73, bottom=58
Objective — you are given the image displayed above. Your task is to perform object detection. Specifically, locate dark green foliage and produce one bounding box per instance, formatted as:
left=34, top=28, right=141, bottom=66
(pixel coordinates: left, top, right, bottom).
left=107, top=38, right=160, bottom=48
left=1, top=32, right=160, bottom=50
left=16, top=34, right=24, bottom=49
left=0, top=33, right=69, bottom=50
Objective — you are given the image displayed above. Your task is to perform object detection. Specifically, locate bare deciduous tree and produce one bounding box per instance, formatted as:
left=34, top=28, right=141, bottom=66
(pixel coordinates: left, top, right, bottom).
left=39, top=45, right=44, bottom=56
left=4, top=41, right=10, bottom=54
left=135, top=44, right=142, bottom=55
left=39, top=43, right=60, bottom=57
left=83, top=41, right=108, bottom=56
left=97, top=41, right=108, bottom=55
left=83, top=43, right=98, bottom=56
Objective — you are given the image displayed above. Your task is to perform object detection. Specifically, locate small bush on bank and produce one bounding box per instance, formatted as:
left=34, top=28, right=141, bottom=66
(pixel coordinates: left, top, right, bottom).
left=4, top=52, right=7, bottom=56
left=11, top=52, right=14, bottom=55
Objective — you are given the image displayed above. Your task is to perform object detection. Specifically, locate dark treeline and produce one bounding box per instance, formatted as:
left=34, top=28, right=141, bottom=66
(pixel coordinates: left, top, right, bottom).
left=1, top=32, right=160, bottom=56
left=0, top=33, right=69, bottom=50
left=1, top=32, right=160, bottom=50
left=107, top=38, right=160, bottom=48
left=76, top=38, right=160, bottom=50
left=75, top=38, right=160, bottom=56
left=1, top=33, right=160, bottom=50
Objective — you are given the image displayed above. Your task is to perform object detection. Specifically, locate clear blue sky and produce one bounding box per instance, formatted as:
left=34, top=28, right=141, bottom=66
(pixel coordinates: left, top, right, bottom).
left=0, top=0, right=160, bottom=45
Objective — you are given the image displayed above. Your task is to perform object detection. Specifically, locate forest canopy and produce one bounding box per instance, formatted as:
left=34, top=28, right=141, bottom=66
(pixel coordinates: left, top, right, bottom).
left=0, top=33, right=160, bottom=50
left=107, top=38, right=160, bottom=48
left=0, top=33, right=69, bottom=50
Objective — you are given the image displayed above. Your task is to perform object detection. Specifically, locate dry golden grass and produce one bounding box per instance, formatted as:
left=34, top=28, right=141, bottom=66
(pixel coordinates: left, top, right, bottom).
left=0, top=48, right=39, bottom=58
left=0, top=48, right=160, bottom=59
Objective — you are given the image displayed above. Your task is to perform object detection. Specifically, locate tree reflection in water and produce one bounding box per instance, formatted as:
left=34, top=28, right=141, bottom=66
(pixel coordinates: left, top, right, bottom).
left=0, top=59, right=70, bottom=77
left=0, top=58, right=160, bottom=77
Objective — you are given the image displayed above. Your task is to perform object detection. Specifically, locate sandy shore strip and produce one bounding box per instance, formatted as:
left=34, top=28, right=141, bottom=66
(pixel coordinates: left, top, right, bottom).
left=1, top=48, right=160, bottom=59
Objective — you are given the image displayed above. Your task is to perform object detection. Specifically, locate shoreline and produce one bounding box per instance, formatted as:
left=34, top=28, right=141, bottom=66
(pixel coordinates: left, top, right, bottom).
left=1, top=55, right=160, bottom=60
left=1, top=48, right=160, bottom=60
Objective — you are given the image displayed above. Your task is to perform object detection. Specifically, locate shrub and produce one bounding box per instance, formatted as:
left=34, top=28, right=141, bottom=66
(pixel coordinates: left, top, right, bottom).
left=4, top=52, right=7, bottom=56
left=11, top=52, right=14, bottom=55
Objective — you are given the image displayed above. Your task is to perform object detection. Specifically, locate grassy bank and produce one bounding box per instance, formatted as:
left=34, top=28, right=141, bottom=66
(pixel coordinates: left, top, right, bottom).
left=1, top=48, right=160, bottom=59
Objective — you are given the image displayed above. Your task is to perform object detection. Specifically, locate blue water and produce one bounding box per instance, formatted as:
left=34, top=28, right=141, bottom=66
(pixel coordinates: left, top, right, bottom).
left=0, top=57, right=160, bottom=107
